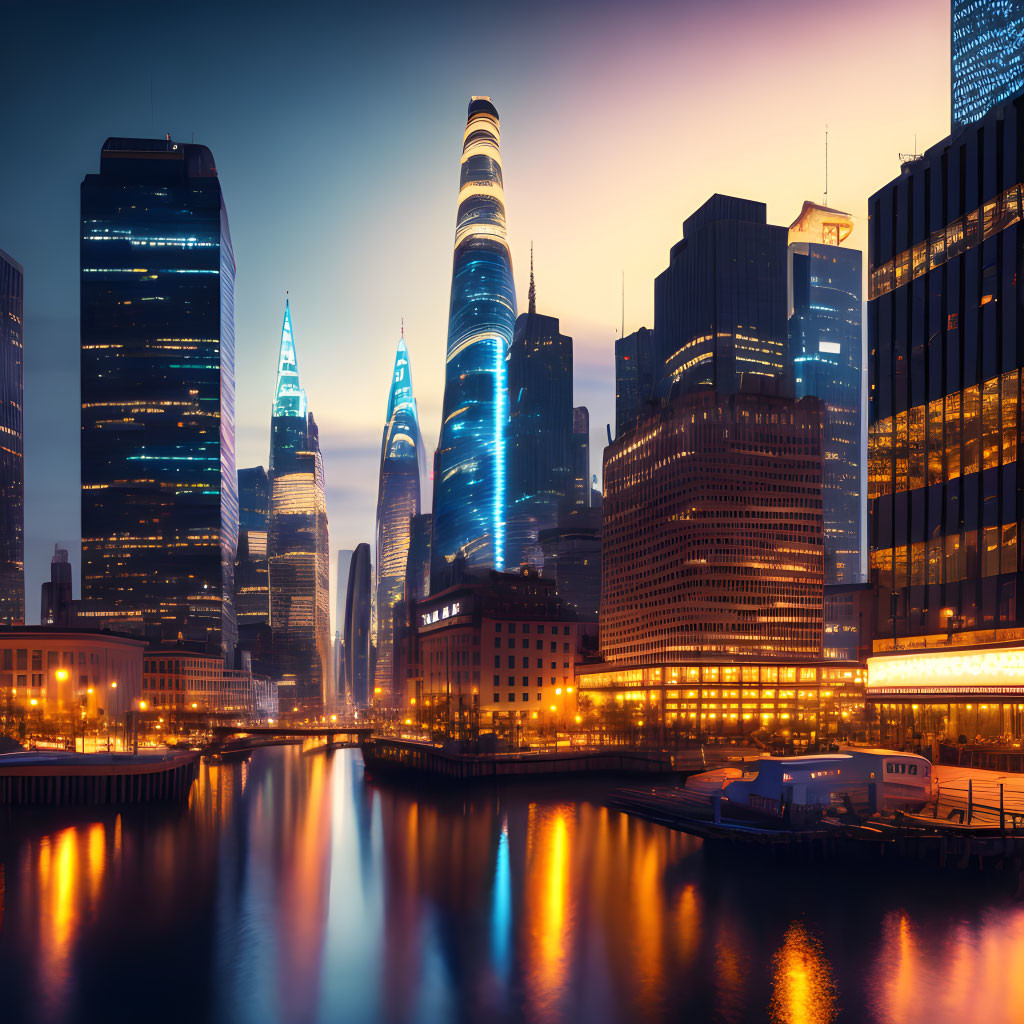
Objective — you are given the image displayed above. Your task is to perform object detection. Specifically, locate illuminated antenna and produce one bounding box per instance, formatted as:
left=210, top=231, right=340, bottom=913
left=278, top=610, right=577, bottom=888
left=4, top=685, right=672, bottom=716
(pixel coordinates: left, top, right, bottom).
left=824, top=125, right=828, bottom=207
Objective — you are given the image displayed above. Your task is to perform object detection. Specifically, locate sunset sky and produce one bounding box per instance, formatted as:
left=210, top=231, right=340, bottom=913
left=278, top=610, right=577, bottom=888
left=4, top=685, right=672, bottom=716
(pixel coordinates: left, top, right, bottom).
left=2, top=0, right=949, bottom=623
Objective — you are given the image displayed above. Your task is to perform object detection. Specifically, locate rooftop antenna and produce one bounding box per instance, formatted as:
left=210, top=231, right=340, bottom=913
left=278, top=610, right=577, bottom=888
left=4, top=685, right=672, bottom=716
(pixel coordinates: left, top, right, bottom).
left=528, top=242, right=536, bottom=315
left=824, top=124, right=828, bottom=207
left=621, top=271, right=625, bottom=339
left=401, top=316, right=404, bottom=340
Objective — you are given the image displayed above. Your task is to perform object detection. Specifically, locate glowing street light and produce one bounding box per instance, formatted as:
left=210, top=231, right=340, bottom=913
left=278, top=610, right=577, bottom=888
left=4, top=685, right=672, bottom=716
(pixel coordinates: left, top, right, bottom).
left=55, top=668, right=69, bottom=682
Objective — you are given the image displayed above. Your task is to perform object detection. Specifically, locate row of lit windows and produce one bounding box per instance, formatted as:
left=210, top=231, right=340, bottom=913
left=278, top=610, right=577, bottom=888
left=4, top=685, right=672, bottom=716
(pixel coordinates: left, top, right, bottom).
left=871, top=523, right=1018, bottom=586
left=869, top=181, right=1024, bottom=300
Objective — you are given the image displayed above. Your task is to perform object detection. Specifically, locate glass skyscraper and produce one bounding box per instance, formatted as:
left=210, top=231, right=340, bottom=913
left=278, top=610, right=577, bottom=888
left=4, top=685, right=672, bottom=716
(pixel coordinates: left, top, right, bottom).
left=80, top=138, right=237, bottom=657
left=655, top=195, right=789, bottom=398
left=788, top=201, right=864, bottom=585
left=235, top=466, right=270, bottom=626
left=374, top=338, right=422, bottom=702
left=432, top=97, right=517, bottom=581
left=0, top=248, right=23, bottom=627
left=267, top=300, right=331, bottom=712
left=952, top=0, right=1024, bottom=128
left=614, top=326, right=656, bottom=438
left=344, top=542, right=371, bottom=708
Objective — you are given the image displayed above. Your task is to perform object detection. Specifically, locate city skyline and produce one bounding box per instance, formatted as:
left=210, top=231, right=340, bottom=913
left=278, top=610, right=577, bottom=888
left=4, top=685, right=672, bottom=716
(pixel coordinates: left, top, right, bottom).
left=3, top=0, right=948, bottom=622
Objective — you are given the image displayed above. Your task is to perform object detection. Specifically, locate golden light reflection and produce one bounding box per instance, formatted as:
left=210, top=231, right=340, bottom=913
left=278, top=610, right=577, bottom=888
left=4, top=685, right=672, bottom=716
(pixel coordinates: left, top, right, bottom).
left=769, top=921, right=837, bottom=1024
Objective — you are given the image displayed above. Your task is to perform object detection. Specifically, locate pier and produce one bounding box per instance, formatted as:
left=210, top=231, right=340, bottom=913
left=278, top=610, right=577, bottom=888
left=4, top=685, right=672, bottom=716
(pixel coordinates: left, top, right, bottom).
left=0, top=750, right=199, bottom=806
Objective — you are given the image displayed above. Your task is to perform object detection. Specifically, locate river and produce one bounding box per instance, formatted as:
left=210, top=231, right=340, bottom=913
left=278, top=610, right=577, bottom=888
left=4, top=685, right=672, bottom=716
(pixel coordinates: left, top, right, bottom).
left=1, top=745, right=1022, bottom=1024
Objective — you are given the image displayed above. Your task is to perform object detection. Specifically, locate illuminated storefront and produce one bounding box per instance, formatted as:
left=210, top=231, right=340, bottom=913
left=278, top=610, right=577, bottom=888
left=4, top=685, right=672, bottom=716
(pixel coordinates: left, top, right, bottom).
left=577, top=661, right=865, bottom=745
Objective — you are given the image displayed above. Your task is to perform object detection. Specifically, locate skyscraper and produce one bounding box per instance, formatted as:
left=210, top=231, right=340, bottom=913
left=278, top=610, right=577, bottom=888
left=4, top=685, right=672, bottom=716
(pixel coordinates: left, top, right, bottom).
left=788, top=201, right=864, bottom=585
left=80, top=138, right=236, bottom=657
left=571, top=407, right=591, bottom=508
left=505, top=261, right=574, bottom=569
left=374, top=338, right=423, bottom=702
left=0, top=249, right=23, bottom=627
left=432, top=97, right=517, bottom=581
left=655, top=195, right=789, bottom=398
left=952, top=0, right=1024, bottom=128
left=405, top=514, right=431, bottom=606
left=235, top=466, right=270, bottom=627
left=614, top=326, right=656, bottom=438
left=267, top=300, right=330, bottom=713
left=40, top=545, right=74, bottom=627
left=334, top=548, right=353, bottom=701
left=344, top=542, right=371, bottom=708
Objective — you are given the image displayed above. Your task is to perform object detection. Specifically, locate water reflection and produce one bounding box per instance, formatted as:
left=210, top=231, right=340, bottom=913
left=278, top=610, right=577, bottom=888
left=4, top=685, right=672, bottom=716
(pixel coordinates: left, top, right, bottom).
left=2, top=746, right=1024, bottom=1023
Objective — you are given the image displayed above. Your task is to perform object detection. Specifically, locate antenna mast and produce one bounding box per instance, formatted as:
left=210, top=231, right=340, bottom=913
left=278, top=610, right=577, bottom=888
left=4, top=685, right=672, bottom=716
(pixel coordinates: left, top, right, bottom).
left=621, top=271, right=625, bottom=339
left=824, top=125, right=828, bottom=207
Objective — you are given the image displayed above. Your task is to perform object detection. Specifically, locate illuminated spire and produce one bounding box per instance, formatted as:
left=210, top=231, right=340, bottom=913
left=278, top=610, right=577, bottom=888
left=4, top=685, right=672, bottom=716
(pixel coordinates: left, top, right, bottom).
left=386, top=334, right=414, bottom=423
left=273, top=298, right=307, bottom=419
left=528, top=242, right=536, bottom=315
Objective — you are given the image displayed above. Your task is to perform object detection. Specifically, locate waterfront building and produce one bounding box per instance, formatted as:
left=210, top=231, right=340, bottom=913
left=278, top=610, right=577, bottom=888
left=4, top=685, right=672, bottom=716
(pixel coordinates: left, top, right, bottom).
left=539, top=506, right=601, bottom=622
left=614, top=326, right=656, bottom=438
left=0, top=249, right=24, bottom=626
left=410, top=568, right=580, bottom=736
left=0, top=627, right=144, bottom=721
left=865, top=92, right=1024, bottom=743
left=235, top=466, right=270, bottom=627
left=952, top=0, right=1024, bottom=128
left=655, top=195, right=789, bottom=397
left=40, top=545, right=75, bottom=627
left=788, top=201, right=864, bottom=586
left=142, top=643, right=275, bottom=717
left=344, top=543, right=371, bottom=708
left=571, top=407, right=591, bottom=507
left=374, top=339, right=423, bottom=704
left=577, top=660, right=865, bottom=748
left=80, top=138, right=237, bottom=658
left=505, top=268, right=574, bottom=569
left=267, top=300, right=330, bottom=714
left=601, top=385, right=825, bottom=664
left=432, top=97, right=517, bottom=581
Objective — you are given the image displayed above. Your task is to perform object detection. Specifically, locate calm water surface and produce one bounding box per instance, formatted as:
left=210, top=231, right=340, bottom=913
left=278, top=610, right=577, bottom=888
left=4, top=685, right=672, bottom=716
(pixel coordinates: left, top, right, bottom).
left=1, top=745, right=1022, bottom=1024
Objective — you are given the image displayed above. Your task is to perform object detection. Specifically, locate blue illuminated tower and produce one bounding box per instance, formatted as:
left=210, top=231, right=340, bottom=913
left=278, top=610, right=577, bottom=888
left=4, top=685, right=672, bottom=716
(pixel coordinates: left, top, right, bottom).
left=952, top=0, right=1024, bottom=128
left=431, top=97, right=517, bottom=584
left=374, top=336, right=423, bottom=701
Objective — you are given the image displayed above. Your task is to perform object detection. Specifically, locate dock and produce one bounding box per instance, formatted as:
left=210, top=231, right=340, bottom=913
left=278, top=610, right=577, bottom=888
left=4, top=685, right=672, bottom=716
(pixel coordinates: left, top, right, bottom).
left=0, top=750, right=200, bottom=806
left=361, top=737, right=680, bottom=781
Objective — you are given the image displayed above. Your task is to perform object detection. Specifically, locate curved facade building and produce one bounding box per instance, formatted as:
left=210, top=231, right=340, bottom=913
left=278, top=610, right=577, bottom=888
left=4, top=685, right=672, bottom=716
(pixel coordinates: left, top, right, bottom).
left=344, top=542, right=371, bottom=708
left=432, top=97, right=517, bottom=581
left=374, top=338, right=422, bottom=702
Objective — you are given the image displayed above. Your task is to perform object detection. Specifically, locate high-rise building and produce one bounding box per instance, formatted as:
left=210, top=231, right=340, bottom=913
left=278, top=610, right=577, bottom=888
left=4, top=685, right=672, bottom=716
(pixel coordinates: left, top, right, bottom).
left=374, top=338, right=423, bottom=702
left=655, top=195, right=789, bottom=398
left=80, top=138, right=237, bottom=657
left=344, top=542, right=371, bottom=708
left=864, top=93, right=1024, bottom=745
left=601, top=386, right=824, bottom=664
left=432, top=97, right=517, bottom=580
left=267, top=300, right=330, bottom=713
left=235, top=466, right=270, bottom=627
left=788, top=201, right=864, bottom=586
left=571, top=407, right=591, bottom=507
left=505, top=263, right=574, bottom=569
left=334, top=548, right=353, bottom=702
left=952, top=0, right=1024, bottom=128
left=614, top=326, right=656, bottom=438
left=539, top=506, right=601, bottom=622
left=0, top=249, right=23, bottom=627
left=405, top=514, right=431, bottom=606
left=40, top=545, right=74, bottom=627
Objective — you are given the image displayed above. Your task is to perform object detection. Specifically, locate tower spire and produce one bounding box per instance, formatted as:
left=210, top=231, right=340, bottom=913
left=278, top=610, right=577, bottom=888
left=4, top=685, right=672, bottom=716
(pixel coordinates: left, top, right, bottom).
left=272, top=296, right=307, bottom=419
left=528, top=242, right=536, bottom=315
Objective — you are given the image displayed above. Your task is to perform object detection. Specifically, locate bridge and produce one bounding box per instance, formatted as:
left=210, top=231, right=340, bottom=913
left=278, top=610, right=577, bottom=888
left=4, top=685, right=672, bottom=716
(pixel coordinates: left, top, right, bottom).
left=207, top=724, right=373, bottom=757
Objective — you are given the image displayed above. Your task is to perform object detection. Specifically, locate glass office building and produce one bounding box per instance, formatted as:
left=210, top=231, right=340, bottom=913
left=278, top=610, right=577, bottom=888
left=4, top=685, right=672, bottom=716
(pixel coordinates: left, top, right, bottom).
left=432, top=97, right=517, bottom=581
left=235, top=466, right=270, bottom=627
left=867, top=94, right=1024, bottom=651
left=374, top=338, right=422, bottom=702
left=788, top=201, right=864, bottom=585
left=0, top=248, right=23, bottom=626
left=614, top=326, right=656, bottom=438
left=267, top=301, right=331, bottom=712
left=655, top=195, right=789, bottom=398
left=952, top=0, right=1024, bottom=128
left=80, top=138, right=237, bottom=658
left=344, top=542, right=371, bottom=708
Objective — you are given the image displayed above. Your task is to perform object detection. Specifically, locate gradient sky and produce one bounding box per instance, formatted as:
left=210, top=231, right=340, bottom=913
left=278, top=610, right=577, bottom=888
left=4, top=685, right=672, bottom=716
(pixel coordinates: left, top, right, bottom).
left=2, top=0, right=948, bottom=626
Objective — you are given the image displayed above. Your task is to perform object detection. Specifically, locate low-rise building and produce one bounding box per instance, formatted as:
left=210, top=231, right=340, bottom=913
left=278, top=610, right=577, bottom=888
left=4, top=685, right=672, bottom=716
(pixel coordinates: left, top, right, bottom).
left=142, top=646, right=275, bottom=718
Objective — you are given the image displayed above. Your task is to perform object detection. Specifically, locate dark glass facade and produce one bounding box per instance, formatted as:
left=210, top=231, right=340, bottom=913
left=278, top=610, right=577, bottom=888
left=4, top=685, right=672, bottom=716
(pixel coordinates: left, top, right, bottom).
left=344, top=542, right=371, bottom=708
left=505, top=309, right=573, bottom=568
left=405, top=514, right=432, bottom=606
left=267, top=301, right=330, bottom=712
left=335, top=548, right=352, bottom=702
left=571, top=407, right=591, bottom=507
left=432, top=97, right=517, bottom=580
left=614, top=326, right=656, bottom=438
left=235, top=466, right=270, bottom=627
left=374, top=339, right=422, bottom=702
left=952, top=0, right=1024, bottom=128
left=867, top=95, right=1024, bottom=650
left=539, top=506, right=601, bottom=622
left=788, top=202, right=864, bottom=586
left=0, top=248, right=23, bottom=626
left=655, top=195, right=789, bottom=398
left=80, top=138, right=236, bottom=657
left=40, top=545, right=74, bottom=627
